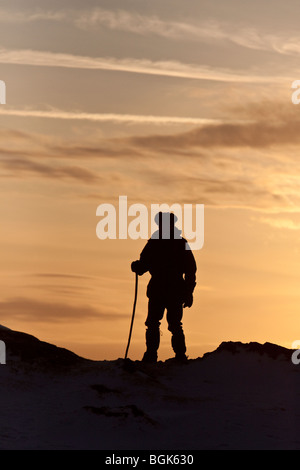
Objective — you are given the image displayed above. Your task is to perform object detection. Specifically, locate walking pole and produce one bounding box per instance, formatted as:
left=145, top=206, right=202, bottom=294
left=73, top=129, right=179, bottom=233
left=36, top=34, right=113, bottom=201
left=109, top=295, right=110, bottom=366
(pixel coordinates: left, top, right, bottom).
left=124, top=272, right=138, bottom=360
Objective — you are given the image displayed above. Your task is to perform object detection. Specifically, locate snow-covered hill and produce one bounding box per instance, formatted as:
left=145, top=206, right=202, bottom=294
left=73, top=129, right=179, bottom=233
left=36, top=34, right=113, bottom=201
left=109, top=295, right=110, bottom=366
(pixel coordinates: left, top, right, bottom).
left=0, top=325, right=300, bottom=450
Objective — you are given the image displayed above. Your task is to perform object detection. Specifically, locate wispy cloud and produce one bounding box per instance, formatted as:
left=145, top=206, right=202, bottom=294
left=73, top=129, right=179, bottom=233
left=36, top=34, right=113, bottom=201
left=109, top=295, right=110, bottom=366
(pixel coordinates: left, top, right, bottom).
left=258, top=217, right=300, bottom=230
left=73, top=9, right=300, bottom=57
left=0, top=6, right=300, bottom=59
left=2, top=100, right=300, bottom=155
left=0, top=297, right=123, bottom=322
left=75, top=8, right=225, bottom=41
left=31, top=272, right=94, bottom=280
left=2, top=100, right=300, bottom=215
left=1, top=157, right=97, bottom=183
left=0, top=107, right=223, bottom=126
left=127, top=104, right=300, bottom=149
left=0, top=47, right=287, bottom=83
left=0, top=9, right=66, bottom=24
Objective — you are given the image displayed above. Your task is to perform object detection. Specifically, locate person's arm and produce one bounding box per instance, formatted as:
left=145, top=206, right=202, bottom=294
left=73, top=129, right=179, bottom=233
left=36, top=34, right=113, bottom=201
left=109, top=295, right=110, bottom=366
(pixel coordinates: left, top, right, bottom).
left=183, top=247, right=197, bottom=307
left=131, top=241, right=151, bottom=275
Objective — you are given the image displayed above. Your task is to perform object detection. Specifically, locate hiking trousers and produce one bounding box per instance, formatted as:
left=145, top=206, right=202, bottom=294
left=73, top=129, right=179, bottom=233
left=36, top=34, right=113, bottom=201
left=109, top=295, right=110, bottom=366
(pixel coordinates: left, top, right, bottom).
left=145, top=296, right=186, bottom=356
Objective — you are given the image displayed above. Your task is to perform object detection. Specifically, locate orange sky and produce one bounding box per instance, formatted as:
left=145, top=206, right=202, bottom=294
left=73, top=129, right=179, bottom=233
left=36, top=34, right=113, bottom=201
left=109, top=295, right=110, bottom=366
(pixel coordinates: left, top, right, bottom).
left=1, top=0, right=300, bottom=361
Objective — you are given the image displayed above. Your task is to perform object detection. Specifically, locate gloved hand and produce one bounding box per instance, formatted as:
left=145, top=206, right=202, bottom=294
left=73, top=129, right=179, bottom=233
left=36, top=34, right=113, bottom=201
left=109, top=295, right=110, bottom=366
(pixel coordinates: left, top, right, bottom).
left=183, top=293, right=193, bottom=308
left=131, top=260, right=143, bottom=275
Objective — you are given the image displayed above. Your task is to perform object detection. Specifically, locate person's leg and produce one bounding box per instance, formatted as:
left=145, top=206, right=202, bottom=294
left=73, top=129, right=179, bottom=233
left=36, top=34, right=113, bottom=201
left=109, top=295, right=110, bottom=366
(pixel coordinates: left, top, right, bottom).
left=166, top=302, right=187, bottom=360
left=143, top=298, right=165, bottom=362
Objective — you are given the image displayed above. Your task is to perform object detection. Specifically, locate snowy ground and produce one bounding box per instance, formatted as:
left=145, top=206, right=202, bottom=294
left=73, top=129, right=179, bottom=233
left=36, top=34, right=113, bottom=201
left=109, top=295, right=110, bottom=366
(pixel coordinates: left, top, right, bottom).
left=1, top=325, right=300, bottom=450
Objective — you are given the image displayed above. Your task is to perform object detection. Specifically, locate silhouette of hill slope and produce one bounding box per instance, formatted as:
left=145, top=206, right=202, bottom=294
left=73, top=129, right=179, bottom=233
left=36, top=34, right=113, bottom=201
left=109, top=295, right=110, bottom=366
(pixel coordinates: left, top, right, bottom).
left=0, top=324, right=294, bottom=366
left=0, top=325, right=88, bottom=368
left=1, top=325, right=300, bottom=450
left=203, top=340, right=293, bottom=361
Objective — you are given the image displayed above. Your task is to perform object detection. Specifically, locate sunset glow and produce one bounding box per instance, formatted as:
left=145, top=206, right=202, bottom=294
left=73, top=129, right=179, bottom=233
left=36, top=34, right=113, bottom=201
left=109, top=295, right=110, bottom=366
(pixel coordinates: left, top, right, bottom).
left=1, top=0, right=300, bottom=361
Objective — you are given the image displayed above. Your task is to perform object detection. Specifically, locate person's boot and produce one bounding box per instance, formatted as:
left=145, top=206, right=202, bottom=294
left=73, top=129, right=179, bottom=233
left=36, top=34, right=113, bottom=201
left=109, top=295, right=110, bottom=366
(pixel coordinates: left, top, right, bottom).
left=142, top=325, right=160, bottom=362
left=174, top=352, right=188, bottom=363
left=142, top=350, right=158, bottom=363
left=171, top=325, right=187, bottom=362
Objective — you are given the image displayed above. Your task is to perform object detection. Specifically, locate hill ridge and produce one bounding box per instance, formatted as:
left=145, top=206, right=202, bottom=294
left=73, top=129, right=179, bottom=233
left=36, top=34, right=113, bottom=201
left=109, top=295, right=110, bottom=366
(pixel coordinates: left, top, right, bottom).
left=0, top=324, right=295, bottom=366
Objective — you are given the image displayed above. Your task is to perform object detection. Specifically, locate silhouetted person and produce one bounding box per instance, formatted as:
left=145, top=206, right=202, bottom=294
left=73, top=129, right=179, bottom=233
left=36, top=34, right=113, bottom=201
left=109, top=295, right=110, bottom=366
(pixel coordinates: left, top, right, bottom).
left=131, top=212, right=197, bottom=363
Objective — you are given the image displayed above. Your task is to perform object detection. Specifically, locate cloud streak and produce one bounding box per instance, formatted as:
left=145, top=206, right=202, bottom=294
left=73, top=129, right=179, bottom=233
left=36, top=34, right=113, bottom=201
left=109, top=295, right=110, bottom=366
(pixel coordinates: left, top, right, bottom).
left=258, top=217, right=300, bottom=230
left=75, top=8, right=227, bottom=41
left=74, top=8, right=300, bottom=56
left=0, top=297, right=123, bottom=322
left=2, top=100, right=300, bottom=215
left=0, top=107, right=223, bottom=126
left=0, top=47, right=287, bottom=83
left=1, top=157, right=97, bottom=183
left=71, top=9, right=300, bottom=58
left=0, top=9, right=65, bottom=23
left=127, top=106, right=300, bottom=149
left=2, top=5, right=300, bottom=60
left=0, top=6, right=299, bottom=58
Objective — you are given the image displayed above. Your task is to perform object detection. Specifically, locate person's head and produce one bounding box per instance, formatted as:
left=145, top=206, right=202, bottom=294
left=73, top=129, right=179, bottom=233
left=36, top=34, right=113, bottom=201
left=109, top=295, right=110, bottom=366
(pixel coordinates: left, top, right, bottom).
left=154, top=212, right=178, bottom=239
